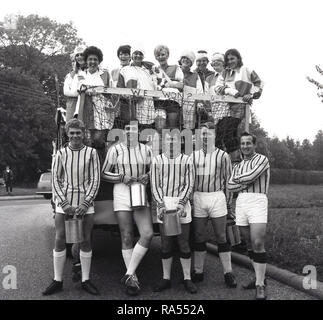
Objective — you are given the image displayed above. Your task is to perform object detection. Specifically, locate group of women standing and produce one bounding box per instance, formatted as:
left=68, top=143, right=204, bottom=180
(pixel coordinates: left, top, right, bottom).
left=63, top=44, right=263, bottom=161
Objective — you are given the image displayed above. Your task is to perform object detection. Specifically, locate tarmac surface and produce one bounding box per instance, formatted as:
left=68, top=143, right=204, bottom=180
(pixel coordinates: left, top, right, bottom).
left=0, top=199, right=315, bottom=300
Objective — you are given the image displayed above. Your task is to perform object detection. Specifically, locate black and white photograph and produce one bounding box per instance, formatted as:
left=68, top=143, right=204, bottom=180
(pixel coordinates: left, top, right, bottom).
left=0, top=0, right=323, bottom=312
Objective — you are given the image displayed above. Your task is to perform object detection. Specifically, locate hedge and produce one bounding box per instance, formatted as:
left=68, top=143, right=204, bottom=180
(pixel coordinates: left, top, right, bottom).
left=271, top=168, right=323, bottom=185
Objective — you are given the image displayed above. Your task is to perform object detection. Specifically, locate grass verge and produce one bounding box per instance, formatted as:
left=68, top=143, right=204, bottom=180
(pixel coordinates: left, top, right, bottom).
left=266, top=207, right=323, bottom=281
left=208, top=184, right=323, bottom=282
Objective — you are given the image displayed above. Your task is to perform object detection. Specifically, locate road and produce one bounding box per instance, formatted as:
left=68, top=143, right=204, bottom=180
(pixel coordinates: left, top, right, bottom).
left=0, top=199, right=315, bottom=300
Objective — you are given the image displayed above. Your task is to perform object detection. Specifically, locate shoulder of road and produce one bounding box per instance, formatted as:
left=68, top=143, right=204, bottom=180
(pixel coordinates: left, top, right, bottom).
left=207, top=243, right=323, bottom=300
left=0, top=195, right=43, bottom=201
left=0, top=194, right=320, bottom=299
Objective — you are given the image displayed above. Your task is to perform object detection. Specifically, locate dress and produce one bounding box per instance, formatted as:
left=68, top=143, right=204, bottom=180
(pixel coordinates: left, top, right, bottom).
left=215, top=66, right=263, bottom=120
left=182, top=71, right=204, bottom=129
left=81, top=69, right=118, bottom=131
left=155, top=64, right=184, bottom=113
left=63, top=71, right=80, bottom=121
left=214, top=66, right=264, bottom=153
left=118, top=65, right=157, bottom=125
left=205, top=72, right=230, bottom=125
left=194, top=68, right=214, bottom=92
left=111, top=65, right=129, bottom=127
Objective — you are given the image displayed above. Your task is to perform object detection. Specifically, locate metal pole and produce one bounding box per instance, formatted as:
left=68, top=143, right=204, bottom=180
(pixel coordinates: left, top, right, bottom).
left=244, top=104, right=250, bottom=133
left=54, top=74, right=61, bottom=150
left=78, top=91, right=86, bottom=122
left=54, top=74, right=60, bottom=110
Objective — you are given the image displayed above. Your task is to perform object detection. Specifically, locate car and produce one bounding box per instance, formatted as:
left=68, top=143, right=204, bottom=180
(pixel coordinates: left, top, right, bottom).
left=36, top=172, right=52, bottom=199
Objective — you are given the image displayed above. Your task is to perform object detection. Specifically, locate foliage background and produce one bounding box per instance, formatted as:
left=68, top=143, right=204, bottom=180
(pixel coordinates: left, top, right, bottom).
left=0, top=14, right=322, bottom=183
left=0, top=14, right=82, bottom=182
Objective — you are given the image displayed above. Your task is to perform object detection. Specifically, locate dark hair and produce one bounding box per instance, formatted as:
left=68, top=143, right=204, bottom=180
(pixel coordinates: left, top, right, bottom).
left=75, top=60, right=87, bottom=71
left=83, top=46, right=103, bottom=63
left=178, top=57, right=192, bottom=67
left=201, top=121, right=215, bottom=130
left=71, top=53, right=86, bottom=71
left=224, top=48, right=243, bottom=68
left=117, top=45, right=131, bottom=57
left=240, top=131, right=256, bottom=144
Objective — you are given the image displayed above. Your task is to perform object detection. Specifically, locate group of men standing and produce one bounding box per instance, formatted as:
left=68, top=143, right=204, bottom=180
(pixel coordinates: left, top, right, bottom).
left=43, top=119, right=270, bottom=301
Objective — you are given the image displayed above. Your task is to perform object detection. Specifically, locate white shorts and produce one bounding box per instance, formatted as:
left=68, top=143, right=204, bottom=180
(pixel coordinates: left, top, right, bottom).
left=157, top=196, right=191, bottom=224
left=193, top=191, right=227, bottom=219
left=236, top=193, right=268, bottom=226
left=113, top=183, right=149, bottom=212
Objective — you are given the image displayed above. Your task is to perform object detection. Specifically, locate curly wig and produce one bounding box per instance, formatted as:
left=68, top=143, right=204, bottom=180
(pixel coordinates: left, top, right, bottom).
left=83, top=46, right=103, bottom=63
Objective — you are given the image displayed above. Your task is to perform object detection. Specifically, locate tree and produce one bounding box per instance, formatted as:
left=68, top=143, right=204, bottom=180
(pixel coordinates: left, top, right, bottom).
left=0, top=14, right=84, bottom=182
left=0, top=69, right=56, bottom=182
left=0, top=14, right=83, bottom=71
left=267, top=137, right=295, bottom=169
left=249, top=112, right=270, bottom=157
left=0, top=14, right=84, bottom=105
left=297, top=139, right=315, bottom=170
left=306, top=65, right=323, bottom=102
left=285, top=136, right=297, bottom=168
left=312, top=130, right=323, bottom=170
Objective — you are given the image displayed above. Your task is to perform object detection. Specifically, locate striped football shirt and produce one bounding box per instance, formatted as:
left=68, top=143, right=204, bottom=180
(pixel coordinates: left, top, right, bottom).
left=52, top=144, right=101, bottom=209
left=228, top=153, right=270, bottom=194
left=101, top=142, right=152, bottom=183
left=150, top=153, right=194, bottom=209
left=192, top=148, right=232, bottom=193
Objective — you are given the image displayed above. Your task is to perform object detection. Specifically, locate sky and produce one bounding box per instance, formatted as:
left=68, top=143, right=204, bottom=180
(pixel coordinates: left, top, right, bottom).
left=1, top=0, right=323, bottom=142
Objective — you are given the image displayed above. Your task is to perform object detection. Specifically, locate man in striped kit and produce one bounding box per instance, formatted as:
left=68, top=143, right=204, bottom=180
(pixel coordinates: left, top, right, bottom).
left=191, top=124, right=237, bottom=288
left=43, top=119, right=101, bottom=296
left=151, top=130, right=197, bottom=294
left=101, top=121, right=153, bottom=296
left=228, top=132, right=270, bottom=300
